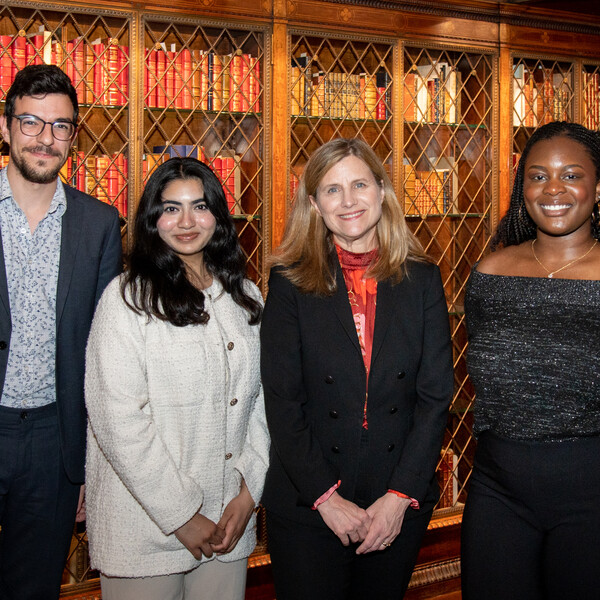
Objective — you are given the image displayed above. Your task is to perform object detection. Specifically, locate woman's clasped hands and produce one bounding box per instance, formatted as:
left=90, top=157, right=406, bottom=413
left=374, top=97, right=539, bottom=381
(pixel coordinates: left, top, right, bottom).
left=174, top=480, right=256, bottom=560
left=317, top=490, right=412, bottom=554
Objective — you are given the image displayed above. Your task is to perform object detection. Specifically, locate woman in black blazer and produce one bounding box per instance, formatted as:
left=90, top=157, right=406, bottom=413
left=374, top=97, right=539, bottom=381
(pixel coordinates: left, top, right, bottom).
left=260, top=138, right=454, bottom=600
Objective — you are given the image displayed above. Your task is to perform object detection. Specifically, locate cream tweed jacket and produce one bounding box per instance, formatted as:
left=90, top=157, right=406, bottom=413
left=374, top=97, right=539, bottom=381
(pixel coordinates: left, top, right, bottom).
left=85, top=276, right=269, bottom=577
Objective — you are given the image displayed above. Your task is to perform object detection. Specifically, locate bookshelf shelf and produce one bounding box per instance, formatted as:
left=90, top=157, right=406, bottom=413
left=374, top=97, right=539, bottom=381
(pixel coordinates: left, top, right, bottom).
left=405, top=212, right=487, bottom=219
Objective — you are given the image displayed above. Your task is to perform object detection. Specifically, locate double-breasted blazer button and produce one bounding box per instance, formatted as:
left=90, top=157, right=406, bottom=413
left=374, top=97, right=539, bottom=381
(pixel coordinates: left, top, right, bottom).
left=230, top=398, right=238, bottom=406
left=225, top=452, right=233, bottom=460
left=331, top=445, right=340, bottom=454
left=0, top=341, right=6, bottom=350
left=329, top=410, right=338, bottom=419
left=387, top=444, right=395, bottom=452
left=390, top=406, right=398, bottom=414
left=227, top=342, right=234, bottom=351
left=325, top=375, right=334, bottom=384
left=397, top=371, right=406, bottom=379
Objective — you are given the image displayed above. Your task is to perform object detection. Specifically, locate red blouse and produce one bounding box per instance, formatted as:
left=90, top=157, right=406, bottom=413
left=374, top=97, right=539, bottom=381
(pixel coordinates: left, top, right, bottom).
left=336, top=244, right=378, bottom=429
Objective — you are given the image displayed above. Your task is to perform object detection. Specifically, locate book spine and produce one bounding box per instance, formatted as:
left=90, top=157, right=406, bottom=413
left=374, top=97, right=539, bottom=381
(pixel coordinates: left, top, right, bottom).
left=180, top=48, right=192, bottom=109
left=229, top=52, right=243, bottom=112
left=156, top=45, right=167, bottom=108
left=167, top=46, right=176, bottom=107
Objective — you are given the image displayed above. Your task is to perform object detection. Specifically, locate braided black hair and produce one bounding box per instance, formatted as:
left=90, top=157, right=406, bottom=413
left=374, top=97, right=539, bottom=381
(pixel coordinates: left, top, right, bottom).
left=492, top=122, right=600, bottom=249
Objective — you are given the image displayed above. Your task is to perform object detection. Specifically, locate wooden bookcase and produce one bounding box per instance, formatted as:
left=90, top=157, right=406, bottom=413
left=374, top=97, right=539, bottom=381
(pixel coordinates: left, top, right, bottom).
left=0, top=1, right=599, bottom=598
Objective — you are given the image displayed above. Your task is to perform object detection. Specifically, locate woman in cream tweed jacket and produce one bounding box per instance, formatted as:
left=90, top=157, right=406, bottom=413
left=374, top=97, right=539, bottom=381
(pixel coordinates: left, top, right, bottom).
left=85, top=157, right=269, bottom=600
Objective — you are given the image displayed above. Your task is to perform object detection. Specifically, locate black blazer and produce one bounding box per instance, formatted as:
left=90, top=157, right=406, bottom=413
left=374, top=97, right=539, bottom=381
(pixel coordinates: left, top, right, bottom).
left=0, top=185, right=122, bottom=483
left=260, top=257, right=453, bottom=527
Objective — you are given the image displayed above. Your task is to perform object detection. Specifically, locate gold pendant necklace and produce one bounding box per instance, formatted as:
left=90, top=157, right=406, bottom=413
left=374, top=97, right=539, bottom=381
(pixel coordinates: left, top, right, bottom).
left=531, top=238, right=598, bottom=278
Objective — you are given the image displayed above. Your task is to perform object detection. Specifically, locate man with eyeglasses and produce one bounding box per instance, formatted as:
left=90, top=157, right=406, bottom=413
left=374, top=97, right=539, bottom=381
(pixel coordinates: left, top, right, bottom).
left=0, top=64, right=122, bottom=600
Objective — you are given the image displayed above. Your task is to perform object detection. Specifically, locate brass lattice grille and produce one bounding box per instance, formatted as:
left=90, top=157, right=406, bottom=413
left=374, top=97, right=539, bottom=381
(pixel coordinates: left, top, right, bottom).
left=143, top=17, right=266, bottom=287
left=289, top=33, right=394, bottom=201
left=582, top=63, right=600, bottom=132
left=512, top=57, right=574, bottom=174
left=403, top=46, right=495, bottom=509
left=0, top=4, right=131, bottom=238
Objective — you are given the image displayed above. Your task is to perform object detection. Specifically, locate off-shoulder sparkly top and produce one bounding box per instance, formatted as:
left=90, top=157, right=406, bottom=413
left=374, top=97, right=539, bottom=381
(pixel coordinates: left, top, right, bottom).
left=465, top=268, right=600, bottom=441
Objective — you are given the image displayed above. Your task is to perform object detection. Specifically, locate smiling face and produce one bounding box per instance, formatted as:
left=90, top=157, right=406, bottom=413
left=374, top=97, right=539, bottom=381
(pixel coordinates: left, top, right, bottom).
left=156, top=177, right=217, bottom=273
left=523, top=135, right=600, bottom=241
left=0, top=93, right=75, bottom=185
left=309, top=154, right=384, bottom=253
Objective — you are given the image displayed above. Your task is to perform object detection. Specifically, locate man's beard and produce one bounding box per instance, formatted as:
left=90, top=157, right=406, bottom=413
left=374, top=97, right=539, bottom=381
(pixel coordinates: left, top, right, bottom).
left=11, top=145, right=65, bottom=184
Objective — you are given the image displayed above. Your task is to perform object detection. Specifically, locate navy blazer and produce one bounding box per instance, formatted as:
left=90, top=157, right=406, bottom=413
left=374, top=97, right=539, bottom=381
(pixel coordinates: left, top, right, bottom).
left=0, top=185, right=122, bottom=483
left=260, top=257, right=453, bottom=527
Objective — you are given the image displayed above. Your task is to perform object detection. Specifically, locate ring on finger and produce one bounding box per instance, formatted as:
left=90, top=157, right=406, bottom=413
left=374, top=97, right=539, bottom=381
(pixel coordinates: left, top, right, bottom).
left=381, top=541, right=391, bottom=548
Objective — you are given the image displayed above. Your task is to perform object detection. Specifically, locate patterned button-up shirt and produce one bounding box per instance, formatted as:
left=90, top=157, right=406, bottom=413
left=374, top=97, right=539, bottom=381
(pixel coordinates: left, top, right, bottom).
left=0, top=168, right=66, bottom=408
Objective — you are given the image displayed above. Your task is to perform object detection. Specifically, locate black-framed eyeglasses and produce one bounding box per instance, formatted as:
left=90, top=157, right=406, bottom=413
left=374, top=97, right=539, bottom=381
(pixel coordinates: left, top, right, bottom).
left=13, top=114, right=77, bottom=141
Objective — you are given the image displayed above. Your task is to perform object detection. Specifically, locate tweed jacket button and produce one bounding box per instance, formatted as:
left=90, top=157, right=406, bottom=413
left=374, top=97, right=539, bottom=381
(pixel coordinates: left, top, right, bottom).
left=227, top=342, right=234, bottom=351
left=390, top=406, right=398, bottom=414
left=329, top=410, right=338, bottom=419
left=397, top=371, right=406, bottom=379
left=230, top=398, right=238, bottom=406
left=331, top=445, right=340, bottom=454
left=387, top=444, right=395, bottom=452
left=325, top=375, right=334, bottom=384
left=225, top=452, right=233, bottom=460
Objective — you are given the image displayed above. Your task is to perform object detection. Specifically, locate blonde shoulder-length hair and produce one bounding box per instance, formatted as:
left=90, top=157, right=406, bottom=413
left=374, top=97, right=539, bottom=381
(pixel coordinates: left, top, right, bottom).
left=271, top=137, right=429, bottom=295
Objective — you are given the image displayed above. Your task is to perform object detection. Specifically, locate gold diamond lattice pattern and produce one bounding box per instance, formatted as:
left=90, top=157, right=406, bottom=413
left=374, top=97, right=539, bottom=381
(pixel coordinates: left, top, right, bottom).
left=143, top=19, right=265, bottom=286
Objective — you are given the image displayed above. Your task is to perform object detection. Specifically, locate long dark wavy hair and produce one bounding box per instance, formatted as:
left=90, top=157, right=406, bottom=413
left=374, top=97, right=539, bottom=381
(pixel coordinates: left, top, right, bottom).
left=121, top=157, right=262, bottom=326
left=492, top=121, right=600, bottom=249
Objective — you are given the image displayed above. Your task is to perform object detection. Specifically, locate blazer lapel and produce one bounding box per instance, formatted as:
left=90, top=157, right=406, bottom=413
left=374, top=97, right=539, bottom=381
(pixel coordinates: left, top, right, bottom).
left=0, top=228, right=10, bottom=318
left=56, top=192, right=82, bottom=326
left=371, top=278, right=394, bottom=366
left=332, top=260, right=362, bottom=354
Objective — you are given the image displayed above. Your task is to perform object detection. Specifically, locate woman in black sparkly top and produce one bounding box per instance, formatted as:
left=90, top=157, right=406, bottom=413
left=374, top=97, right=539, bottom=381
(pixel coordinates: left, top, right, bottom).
left=461, top=122, right=600, bottom=600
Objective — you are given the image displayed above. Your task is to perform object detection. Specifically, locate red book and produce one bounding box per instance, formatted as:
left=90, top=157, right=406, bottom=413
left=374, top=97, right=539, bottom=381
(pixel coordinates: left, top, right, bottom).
left=107, top=158, right=119, bottom=213
left=404, top=72, right=416, bottom=121
left=155, top=46, right=167, bottom=108
left=198, top=50, right=209, bottom=110
left=84, top=42, right=94, bottom=105
left=95, top=155, right=110, bottom=204
left=376, top=87, right=387, bottom=120
left=121, top=155, right=128, bottom=217
left=211, top=157, right=223, bottom=193
left=180, top=48, right=192, bottom=109
left=223, top=156, right=236, bottom=213
left=241, top=53, right=251, bottom=112
left=71, top=37, right=86, bottom=105
left=144, top=48, right=153, bottom=107
left=65, top=40, right=75, bottom=90
left=75, top=151, right=86, bottom=193
left=13, top=34, right=26, bottom=77
left=105, top=39, right=121, bottom=107
left=251, top=57, right=260, bottom=112
left=118, top=45, right=128, bottom=105
left=228, top=52, right=243, bottom=112
left=90, top=40, right=106, bottom=104
left=167, top=46, right=177, bottom=107
left=27, top=30, right=52, bottom=66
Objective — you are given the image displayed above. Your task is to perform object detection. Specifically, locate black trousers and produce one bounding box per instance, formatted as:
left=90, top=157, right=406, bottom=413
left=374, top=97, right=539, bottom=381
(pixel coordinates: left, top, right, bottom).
left=266, top=506, right=431, bottom=600
left=461, top=431, right=600, bottom=600
left=0, top=404, right=80, bottom=600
